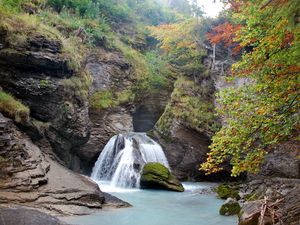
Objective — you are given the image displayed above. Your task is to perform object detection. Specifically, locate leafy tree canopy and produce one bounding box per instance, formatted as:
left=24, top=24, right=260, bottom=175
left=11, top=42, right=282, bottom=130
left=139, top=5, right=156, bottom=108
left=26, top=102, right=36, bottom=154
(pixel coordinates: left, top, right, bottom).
left=201, top=0, right=300, bottom=176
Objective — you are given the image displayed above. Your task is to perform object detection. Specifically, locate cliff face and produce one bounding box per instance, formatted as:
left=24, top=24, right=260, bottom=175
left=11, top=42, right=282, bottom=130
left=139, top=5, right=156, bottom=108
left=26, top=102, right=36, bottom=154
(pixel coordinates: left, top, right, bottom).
left=75, top=49, right=135, bottom=172
left=150, top=44, right=234, bottom=181
left=0, top=28, right=91, bottom=171
left=0, top=113, right=130, bottom=216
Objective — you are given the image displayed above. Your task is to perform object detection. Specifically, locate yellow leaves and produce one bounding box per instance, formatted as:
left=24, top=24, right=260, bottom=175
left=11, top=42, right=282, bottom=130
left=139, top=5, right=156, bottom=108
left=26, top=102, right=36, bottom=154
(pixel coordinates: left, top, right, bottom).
left=147, top=19, right=197, bottom=54
left=256, top=107, right=267, bottom=115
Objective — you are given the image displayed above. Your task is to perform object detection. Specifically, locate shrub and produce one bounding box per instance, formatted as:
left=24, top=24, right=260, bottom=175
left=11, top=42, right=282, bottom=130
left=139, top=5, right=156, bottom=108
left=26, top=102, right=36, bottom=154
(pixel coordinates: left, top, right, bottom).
left=89, top=90, right=114, bottom=110
left=0, top=91, right=30, bottom=123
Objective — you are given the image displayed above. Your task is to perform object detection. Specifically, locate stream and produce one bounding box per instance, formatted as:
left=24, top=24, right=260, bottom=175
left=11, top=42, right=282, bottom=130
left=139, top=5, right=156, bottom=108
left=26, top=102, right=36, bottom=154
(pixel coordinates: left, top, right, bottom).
left=63, top=182, right=237, bottom=225
left=64, top=133, right=237, bottom=225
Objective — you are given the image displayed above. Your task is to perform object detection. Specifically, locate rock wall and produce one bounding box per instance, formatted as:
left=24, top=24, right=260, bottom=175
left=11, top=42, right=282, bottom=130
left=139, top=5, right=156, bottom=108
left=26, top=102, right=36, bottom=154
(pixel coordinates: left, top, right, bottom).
left=75, top=49, right=135, bottom=173
left=0, top=31, right=90, bottom=171
left=151, top=45, right=234, bottom=181
left=0, top=113, right=129, bottom=216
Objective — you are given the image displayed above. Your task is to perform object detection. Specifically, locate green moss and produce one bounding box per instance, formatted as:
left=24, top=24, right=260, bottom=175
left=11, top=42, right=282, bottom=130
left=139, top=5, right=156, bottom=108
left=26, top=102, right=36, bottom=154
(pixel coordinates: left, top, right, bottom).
left=0, top=91, right=30, bottom=123
left=116, top=89, right=135, bottom=105
left=89, top=90, right=114, bottom=110
left=219, top=202, right=241, bottom=216
left=142, top=162, right=170, bottom=179
left=63, top=70, right=92, bottom=100
left=156, top=76, right=221, bottom=137
left=89, top=88, right=135, bottom=110
left=216, top=184, right=240, bottom=200
left=141, top=162, right=184, bottom=192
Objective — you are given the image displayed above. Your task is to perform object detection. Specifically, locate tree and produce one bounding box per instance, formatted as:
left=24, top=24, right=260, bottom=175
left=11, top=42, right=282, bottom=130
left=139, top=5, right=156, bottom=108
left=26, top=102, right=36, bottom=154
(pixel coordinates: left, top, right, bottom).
left=148, top=18, right=209, bottom=80
left=201, top=0, right=300, bottom=176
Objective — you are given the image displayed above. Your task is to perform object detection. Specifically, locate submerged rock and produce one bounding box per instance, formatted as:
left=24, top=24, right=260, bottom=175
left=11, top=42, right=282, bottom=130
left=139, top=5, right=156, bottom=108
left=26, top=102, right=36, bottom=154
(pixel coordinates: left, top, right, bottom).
left=219, top=198, right=241, bottom=216
left=140, top=162, right=184, bottom=192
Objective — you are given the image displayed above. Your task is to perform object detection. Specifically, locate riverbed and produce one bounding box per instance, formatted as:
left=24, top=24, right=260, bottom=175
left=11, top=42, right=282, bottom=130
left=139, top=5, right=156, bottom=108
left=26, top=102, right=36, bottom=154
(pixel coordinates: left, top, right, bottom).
left=63, top=182, right=237, bottom=225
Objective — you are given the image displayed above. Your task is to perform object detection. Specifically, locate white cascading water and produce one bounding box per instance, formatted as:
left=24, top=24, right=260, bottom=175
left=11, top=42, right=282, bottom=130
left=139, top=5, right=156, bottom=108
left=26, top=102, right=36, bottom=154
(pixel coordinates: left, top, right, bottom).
left=91, top=132, right=169, bottom=188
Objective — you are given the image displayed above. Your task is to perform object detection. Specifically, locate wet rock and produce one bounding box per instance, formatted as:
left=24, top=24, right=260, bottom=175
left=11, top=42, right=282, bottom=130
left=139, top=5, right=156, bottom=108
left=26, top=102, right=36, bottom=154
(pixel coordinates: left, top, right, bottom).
left=140, top=162, right=184, bottom=192
left=103, top=193, right=131, bottom=208
left=0, top=207, right=69, bottom=225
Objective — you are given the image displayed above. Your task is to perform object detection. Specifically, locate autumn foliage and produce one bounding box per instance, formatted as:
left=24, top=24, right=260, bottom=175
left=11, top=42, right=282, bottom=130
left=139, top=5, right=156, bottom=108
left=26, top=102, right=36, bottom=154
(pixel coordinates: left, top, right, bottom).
left=201, top=0, right=300, bottom=176
left=206, top=22, right=242, bottom=55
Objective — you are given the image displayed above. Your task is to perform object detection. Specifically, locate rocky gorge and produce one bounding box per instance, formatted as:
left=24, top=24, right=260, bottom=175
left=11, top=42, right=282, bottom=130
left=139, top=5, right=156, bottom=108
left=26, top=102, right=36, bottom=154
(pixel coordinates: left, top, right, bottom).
left=0, top=0, right=299, bottom=225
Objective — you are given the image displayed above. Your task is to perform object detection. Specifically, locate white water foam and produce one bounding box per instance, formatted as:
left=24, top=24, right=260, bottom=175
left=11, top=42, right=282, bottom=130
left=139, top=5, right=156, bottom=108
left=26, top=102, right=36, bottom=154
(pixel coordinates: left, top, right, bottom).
left=91, top=133, right=169, bottom=190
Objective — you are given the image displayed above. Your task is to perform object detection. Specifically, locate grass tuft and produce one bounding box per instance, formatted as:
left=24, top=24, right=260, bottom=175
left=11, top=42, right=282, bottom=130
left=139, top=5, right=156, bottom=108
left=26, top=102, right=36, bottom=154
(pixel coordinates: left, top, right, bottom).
left=0, top=91, right=30, bottom=123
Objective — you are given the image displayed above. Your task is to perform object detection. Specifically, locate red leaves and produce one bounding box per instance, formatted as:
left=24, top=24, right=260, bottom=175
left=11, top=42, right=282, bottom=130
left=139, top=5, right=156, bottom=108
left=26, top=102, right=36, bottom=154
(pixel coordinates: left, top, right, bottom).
left=281, top=32, right=294, bottom=48
left=206, top=22, right=242, bottom=55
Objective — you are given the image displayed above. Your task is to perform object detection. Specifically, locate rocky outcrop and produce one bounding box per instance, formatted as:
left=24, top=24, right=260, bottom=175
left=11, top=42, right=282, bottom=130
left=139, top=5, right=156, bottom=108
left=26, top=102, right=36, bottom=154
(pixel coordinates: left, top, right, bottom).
left=254, top=140, right=300, bottom=179
left=0, top=207, right=70, bottom=225
left=0, top=113, right=128, bottom=216
left=238, top=200, right=263, bottom=225
left=150, top=126, right=230, bottom=181
left=140, top=162, right=184, bottom=192
left=237, top=178, right=300, bottom=225
left=0, top=29, right=91, bottom=171
left=75, top=50, right=135, bottom=173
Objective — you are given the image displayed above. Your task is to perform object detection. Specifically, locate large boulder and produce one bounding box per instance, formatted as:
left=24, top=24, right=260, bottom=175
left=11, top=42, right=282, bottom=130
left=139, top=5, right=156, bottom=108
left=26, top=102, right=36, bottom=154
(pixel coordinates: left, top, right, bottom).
left=0, top=207, right=69, bottom=225
left=140, top=162, right=184, bottom=192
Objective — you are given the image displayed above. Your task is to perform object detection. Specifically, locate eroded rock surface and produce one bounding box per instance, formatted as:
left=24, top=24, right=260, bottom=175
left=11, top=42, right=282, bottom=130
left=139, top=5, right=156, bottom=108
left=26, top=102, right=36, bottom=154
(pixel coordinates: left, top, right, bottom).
left=151, top=125, right=230, bottom=181
left=0, top=30, right=91, bottom=172
left=76, top=50, right=135, bottom=173
left=0, top=113, right=128, bottom=216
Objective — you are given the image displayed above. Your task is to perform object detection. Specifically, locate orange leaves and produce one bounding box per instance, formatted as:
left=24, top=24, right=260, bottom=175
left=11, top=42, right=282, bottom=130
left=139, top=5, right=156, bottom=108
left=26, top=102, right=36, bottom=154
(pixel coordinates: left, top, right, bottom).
left=206, top=22, right=242, bottom=55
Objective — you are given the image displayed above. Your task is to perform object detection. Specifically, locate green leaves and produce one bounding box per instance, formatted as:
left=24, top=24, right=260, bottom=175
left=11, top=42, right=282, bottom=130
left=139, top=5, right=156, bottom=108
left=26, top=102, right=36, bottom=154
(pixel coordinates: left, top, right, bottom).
left=201, top=0, right=300, bottom=176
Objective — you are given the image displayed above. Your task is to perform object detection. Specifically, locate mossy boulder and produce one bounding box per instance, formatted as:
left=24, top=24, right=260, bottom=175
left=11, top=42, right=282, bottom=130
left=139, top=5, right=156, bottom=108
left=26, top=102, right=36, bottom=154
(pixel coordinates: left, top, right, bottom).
left=219, top=198, right=241, bottom=216
left=140, top=162, right=184, bottom=192
left=216, top=184, right=240, bottom=200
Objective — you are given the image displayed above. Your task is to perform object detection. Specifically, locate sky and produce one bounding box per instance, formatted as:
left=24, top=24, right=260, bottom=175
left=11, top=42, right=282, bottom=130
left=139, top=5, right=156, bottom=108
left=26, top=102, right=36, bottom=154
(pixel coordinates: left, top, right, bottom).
left=197, top=0, right=224, bottom=18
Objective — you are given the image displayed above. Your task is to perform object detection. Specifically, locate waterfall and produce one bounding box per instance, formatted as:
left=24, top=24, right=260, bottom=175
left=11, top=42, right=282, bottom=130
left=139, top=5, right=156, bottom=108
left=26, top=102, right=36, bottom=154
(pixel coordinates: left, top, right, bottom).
left=91, top=133, right=169, bottom=188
